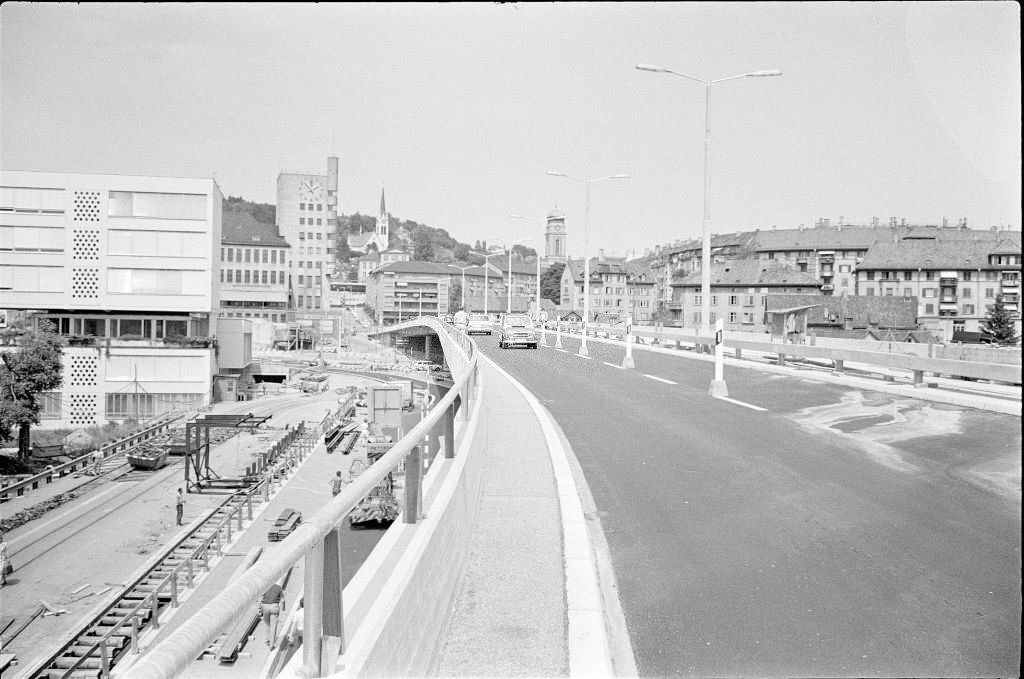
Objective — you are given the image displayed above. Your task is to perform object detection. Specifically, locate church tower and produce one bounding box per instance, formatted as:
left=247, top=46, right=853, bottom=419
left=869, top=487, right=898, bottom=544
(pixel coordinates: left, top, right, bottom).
left=543, top=207, right=568, bottom=268
left=374, top=188, right=389, bottom=251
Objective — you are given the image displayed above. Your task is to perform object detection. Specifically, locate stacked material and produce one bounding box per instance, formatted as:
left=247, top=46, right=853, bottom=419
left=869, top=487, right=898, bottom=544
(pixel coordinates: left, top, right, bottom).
left=267, top=508, right=302, bottom=542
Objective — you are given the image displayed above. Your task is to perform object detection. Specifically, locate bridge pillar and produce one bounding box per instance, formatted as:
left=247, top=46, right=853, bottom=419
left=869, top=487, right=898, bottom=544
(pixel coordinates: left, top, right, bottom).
left=444, top=402, right=456, bottom=458
left=425, top=334, right=433, bottom=362
left=404, top=445, right=423, bottom=523
left=912, top=369, right=927, bottom=387
left=303, top=539, right=325, bottom=676
left=776, top=353, right=786, bottom=366
left=832, top=358, right=844, bottom=375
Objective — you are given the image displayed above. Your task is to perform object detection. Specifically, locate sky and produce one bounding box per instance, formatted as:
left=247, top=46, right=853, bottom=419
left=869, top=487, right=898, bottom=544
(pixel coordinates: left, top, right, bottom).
left=2, top=2, right=1020, bottom=259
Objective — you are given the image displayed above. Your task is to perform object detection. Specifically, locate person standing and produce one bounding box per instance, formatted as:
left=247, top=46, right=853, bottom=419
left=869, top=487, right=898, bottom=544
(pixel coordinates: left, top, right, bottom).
left=175, top=488, right=185, bottom=526
left=91, top=449, right=103, bottom=475
left=330, top=471, right=344, bottom=497
left=0, top=532, right=11, bottom=586
left=258, top=583, right=285, bottom=649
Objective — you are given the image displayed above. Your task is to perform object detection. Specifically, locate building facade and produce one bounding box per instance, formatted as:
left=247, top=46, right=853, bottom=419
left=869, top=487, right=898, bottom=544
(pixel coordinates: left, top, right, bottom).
left=1, top=170, right=223, bottom=427
left=276, top=157, right=340, bottom=315
left=855, top=234, right=1022, bottom=340
left=365, top=261, right=454, bottom=325
left=543, top=208, right=568, bottom=268
left=670, top=260, right=822, bottom=332
left=560, top=255, right=657, bottom=323
left=219, top=212, right=290, bottom=322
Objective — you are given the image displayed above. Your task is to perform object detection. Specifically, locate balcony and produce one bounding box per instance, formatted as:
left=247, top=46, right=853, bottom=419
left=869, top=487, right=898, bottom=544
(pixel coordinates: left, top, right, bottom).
left=940, top=271, right=959, bottom=283
left=821, top=284, right=834, bottom=292
left=818, top=254, right=835, bottom=264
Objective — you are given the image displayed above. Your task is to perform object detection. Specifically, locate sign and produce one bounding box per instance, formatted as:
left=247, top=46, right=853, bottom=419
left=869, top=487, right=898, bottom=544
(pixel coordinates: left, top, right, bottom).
left=715, top=328, right=723, bottom=346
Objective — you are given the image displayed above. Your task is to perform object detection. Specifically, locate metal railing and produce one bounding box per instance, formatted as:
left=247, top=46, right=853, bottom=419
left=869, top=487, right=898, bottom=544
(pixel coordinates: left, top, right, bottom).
left=1, top=413, right=185, bottom=501
left=555, top=321, right=1021, bottom=386
left=125, top=317, right=479, bottom=679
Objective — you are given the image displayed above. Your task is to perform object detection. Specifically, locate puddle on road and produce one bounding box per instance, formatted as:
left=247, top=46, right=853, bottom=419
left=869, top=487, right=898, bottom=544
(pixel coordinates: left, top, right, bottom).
left=791, top=391, right=962, bottom=473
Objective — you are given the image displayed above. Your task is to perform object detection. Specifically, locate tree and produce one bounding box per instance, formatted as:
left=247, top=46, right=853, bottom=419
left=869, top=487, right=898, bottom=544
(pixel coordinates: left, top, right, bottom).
left=1, top=320, right=64, bottom=460
left=540, top=262, right=566, bottom=304
left=449, top=280, right=463, bottom=311
left=412, top=230, right=435, bottom=261
left=980, top=294, right=1020, bottom=345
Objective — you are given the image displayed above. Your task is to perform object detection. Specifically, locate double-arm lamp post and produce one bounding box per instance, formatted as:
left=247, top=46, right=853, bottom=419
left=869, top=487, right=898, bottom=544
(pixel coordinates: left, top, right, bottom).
left=480, top=249, right=504, bottom=319
left=497, top=238, right=531, bottom=315
left=509, top=214, right=547, bottom=335
left=546, top=171, right=630, bottom=357
left=635, top=63, right=781, bottom=337
left=453, top=264, right=474, bottom=311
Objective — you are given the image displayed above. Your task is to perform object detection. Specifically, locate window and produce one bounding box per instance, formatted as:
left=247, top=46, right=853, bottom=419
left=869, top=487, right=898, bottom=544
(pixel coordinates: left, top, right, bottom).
left=963, top=304, right=975, bottom=315
left=925, top=303, right=934, bottom=314
left=922, top=288, right=936, bottom=298
left=244, top=270, right=251, bottom=284
left=742, top=312, right=753, bottom=324
left=729, top=295, right=738, bottom=305
left=0, top=186, right=66, bottom=213
left=904, top=288, right=913, bottom=297
left=926, top=271, right=934, bottom=280
left=108, top=191, right=206, bottom=220
left=227, top=248, right=234, bottom=262
left=243, top=249, right=250, bottom=263
left=963, top=271, right=972, bottom=282
left=841, top=278, right=849, bottom=287
left=226, top=269, right=233, bottom=283
left=108, top=230, right=205, bottom=257
left=729, top=312, right=738, bottom=323
left=694, top=294, right=702, bottom=306
left=262, top=250, right=268, bottom=263
left=261, top=271, right=268, bottom=284
left=316, top=219, right=322, bottom=226
left=711, top=296, right=718, bottom=305
left=839, top=264, right=851, bottom=273
left=985, top=288, right=995, bottom=298
left=300, top=218, right=305, bottom=225
left=270, top=271, right=277, bottom=284
left=866, top=272, right=875, bottom=280
left=953, top=320, right=966, bottom=332
left=107, top=268, right=205, bottom=295
left=904, top=271, right=913, bottom=281
left=962, top=288, right=972, bottom=299
left=298, top=275, right=304, bottom=285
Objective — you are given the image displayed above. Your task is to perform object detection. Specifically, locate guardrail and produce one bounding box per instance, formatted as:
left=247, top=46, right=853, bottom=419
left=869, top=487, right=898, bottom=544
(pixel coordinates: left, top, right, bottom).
left=1, top=413, right=185, bottom=502
left=558, top=322, right=1021, bottom=386
left=126, top=317, right=480, bottom=679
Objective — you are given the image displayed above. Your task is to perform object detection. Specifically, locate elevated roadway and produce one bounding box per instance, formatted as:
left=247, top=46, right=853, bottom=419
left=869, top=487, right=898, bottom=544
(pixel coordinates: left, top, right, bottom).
left=480, top=331, right=1020, bottom=677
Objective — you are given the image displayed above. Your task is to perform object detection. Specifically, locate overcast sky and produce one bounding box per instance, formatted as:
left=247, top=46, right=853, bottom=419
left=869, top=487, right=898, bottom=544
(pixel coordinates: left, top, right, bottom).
left=2, top=2, right=1020, bottom=258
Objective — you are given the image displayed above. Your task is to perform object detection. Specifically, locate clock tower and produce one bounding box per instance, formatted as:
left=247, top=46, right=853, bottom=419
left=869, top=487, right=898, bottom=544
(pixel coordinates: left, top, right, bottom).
left=543, top=207, right=568, bottom=268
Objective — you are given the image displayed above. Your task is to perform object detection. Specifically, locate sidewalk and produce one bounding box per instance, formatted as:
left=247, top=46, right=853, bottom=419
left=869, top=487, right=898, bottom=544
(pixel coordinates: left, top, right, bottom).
left=435, top=356, right=630, bottom=678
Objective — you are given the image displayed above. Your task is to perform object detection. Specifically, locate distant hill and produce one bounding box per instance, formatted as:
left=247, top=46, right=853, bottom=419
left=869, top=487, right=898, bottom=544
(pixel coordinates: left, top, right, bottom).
left=223, top=196, right=537, bottom=265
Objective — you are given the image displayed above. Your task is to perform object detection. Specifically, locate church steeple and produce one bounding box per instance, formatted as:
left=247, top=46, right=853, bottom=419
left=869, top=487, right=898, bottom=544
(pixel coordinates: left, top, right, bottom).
left=374, top=187, right=389, bottom=250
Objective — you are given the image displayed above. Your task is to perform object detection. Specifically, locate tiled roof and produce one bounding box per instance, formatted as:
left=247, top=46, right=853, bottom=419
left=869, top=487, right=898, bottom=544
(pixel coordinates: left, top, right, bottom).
left=376, top=261, right=463, bottom=275
left=673, top=260, right=821, bottom=287
left=221, top=212, right=289, bottom=247
left=858, top=238, right=1005, bottom=270
left=766, top=293, right=918, bottom=328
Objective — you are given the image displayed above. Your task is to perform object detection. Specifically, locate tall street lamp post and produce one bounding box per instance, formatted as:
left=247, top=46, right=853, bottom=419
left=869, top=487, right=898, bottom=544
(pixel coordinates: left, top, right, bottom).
left=480, top=250, right=503, bottom=319
left=547, top=171, right=630, bottom=357
left=453, top=264, right=474, bottom=311
left=635, top=63, right=781, bottom=338
left=497, top=237, right=531, bottom=315
left=510, top=214, right=548, bottom=342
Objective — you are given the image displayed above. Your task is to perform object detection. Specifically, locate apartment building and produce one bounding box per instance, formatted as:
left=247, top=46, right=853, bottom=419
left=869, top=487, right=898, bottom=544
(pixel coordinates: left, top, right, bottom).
left=1, top=170, right=222, bottom=427
left=365, top=261, right=454, bottom=325
left=670, top=259, right=822, bottom=332
left=560, top=255, right=658, bottom=323
left=219, top=211, right=290, bottom=322
left=856, top=233, right=1022, bottom=340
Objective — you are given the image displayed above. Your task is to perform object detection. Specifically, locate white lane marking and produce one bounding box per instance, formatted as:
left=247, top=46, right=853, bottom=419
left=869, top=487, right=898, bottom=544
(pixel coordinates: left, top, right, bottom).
left=602, top=362, right=625, bottom=370
left=576, top=354, right=592, bottom=360
left=480, top=354, right=617, bottom=677
left=555, top=348, right=568, bottom=353
left=643, top=374, right=677, bottom=385
left=713, top=395, right=768, bottom=412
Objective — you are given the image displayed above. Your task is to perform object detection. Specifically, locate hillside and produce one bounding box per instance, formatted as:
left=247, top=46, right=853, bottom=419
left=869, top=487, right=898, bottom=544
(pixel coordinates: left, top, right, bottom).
left=226, top=197, right=537, bottom=265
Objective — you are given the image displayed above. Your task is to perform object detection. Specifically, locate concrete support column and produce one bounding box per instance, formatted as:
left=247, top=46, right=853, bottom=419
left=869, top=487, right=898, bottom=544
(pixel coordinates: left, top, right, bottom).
left=425, top=334, right=433, bottom=362
left=404, top=445, right=422, bottom=524
left=444, top=402, right=456, bottom=459
left=321, top=528, right=345, bottom=670
left=832, top=358, right=844, bottom=374
left=303, top=539, right=326, bottom=677
left=912, top=369, right=925, bottom=387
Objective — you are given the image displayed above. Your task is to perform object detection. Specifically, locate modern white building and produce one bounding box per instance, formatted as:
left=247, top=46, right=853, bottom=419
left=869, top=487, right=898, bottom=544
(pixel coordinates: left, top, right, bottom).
left=0, top=170, right=223, bottom=427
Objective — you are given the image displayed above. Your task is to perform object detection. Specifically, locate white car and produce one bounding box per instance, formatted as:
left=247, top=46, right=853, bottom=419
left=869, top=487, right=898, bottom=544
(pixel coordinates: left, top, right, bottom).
left=413, top=360, right=443, bottom=372
left=466, top=313, right=492, bottom=335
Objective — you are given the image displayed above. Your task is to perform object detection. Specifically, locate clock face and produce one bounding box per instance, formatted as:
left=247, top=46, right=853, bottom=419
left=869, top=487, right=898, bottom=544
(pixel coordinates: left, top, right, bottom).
left=300, top=179, right=322, bottom=201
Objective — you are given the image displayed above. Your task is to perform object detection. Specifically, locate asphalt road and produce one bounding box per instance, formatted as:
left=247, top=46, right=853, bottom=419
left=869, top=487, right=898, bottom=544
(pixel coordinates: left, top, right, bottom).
left=479, top=333, right=1021, bottom=678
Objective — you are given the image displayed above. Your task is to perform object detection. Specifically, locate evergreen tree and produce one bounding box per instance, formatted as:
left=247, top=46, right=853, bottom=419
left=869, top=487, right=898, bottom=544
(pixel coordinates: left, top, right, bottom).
left=540, top=262, right=566, bottom=304
left=980, top=294, right=1020, bottom=345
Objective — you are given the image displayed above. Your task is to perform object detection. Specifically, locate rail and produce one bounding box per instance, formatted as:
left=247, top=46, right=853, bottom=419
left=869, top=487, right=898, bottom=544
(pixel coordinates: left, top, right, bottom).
left=554, top=321, right=1021, bottom=386
left=30, top=424, right=313, bottom=679
left=1, top=412, right=185, bottom=501
left=126, top=316, right=479, bottom=679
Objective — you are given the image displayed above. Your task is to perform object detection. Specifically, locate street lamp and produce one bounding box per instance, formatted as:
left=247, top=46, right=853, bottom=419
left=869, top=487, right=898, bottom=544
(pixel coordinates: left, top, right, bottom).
left=509, top=214, right=548, bottom=338
left=479, top=249, right=504, bottom=319
left=453, top=264, right=475, bottom=311
left=547, top=171, right=630, bottom=357
left=495, top=237, right=531, bottom=315
left=636, top=63, right=781, bottom=338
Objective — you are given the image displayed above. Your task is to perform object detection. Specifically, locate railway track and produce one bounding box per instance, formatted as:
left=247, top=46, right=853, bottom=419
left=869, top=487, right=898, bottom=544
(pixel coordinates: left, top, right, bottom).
left=25, top=428, right=316, bottom=679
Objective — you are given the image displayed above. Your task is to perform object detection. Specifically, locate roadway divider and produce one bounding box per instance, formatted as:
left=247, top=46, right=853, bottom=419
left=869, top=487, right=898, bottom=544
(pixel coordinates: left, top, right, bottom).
left=564, top=322, right=1021, bottom=386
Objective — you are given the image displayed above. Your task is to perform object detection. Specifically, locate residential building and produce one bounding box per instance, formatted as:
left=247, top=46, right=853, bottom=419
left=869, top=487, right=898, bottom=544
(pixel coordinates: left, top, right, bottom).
left=560, top=253, right=657, bottom=322
left=670, top=260, right=822, bottom=332
left=356, top=247, right=411, bottom=283
left=219, top=211, right=290, bottom=322
left=765, top=293, right=929, bottom=341
left=855, top=232, right=1022, bottom=340
left=1, top=170, right=222, bottom=427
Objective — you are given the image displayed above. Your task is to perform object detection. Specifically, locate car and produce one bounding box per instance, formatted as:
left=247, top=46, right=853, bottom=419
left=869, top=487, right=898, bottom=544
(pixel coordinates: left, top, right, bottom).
left=442, top=314, right=455, bottom=324
left=498, top=314, right=539, bottom=349
left=413, top=360, right=443, bottom=372
left=466, top=313, right=492, bottom=335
